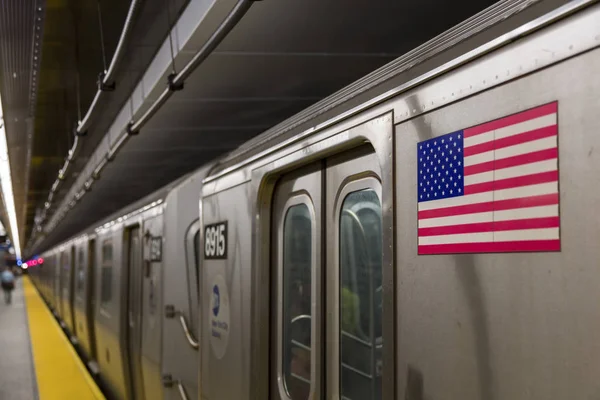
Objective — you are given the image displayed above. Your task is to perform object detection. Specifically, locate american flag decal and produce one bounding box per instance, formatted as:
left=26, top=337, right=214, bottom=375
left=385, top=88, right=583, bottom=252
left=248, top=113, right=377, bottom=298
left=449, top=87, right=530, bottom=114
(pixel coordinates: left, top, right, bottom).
left=417, top=102, right=560, bottom=255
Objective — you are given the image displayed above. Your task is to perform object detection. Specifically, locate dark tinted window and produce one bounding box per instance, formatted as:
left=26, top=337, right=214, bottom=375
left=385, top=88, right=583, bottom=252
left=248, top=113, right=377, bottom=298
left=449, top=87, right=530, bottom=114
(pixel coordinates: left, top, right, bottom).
left=282, top=204, right=313, bottom=399
left=193, top=230, right=200, bottom=292
left=76, top=248, right=85, bottom=292
left=100, top=240, right=113, bottom=305
left=339, top=189, right=383, bottom=400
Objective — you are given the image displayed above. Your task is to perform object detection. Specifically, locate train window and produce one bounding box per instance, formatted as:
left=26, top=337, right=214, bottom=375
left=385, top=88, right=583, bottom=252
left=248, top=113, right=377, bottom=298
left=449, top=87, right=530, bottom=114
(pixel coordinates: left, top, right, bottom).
left=100, top=240, right=113, bottom=305
left=193, top=230, right=200, bottom=293
left=184, top=221, right=201, bottom=333
left=77, top=248, right=85, bottom=293
left=62, top=252, right=69, bottom=278
left=282, top=203, right=313, bottom=399
left=339, top=189, right=383, bottom=400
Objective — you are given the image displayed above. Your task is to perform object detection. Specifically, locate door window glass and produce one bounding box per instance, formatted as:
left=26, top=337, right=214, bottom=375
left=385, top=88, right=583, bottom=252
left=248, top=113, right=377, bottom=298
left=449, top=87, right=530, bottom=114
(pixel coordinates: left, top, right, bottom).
left=339, top=189, right=382, bottom=400
left=282, top=204, right=313, bottom=399
left=62, top=252, right=70, bottom=290
left=77, top=248, right=85, bottom=292
left=100, top=240, right=113, bottom=305
left=193, top=230, right=200, bottom=292
left=184, top=223, right=201, bottom=333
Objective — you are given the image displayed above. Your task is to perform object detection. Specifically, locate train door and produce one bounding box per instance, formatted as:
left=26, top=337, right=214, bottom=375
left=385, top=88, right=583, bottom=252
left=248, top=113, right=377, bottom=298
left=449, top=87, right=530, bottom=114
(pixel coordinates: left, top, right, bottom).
left=126, top=226, right=145, bottom=400
left=271, top=147, right=384, bottom=400
left=87, top=239, right=97, bottom=361
left=272, top=163, right=323, bottom=400
left=53, top=253, right=61, bottom=312
left=139, top=215, right=164, bottom=400
left=326, top=149, right=383, bottom=400
left=60, top=250, right=74, bottom=330
left=69, top=246, right=76, bottom=334
left=74, top=246, right=86, bottom=339
left=58, top=252, right=66, bottom=318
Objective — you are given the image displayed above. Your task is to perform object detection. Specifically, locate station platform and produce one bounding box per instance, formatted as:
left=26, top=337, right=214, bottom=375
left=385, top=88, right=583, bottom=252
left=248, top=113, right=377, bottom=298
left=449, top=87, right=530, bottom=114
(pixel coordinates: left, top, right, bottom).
left=0, top=275, right=105, bottom=400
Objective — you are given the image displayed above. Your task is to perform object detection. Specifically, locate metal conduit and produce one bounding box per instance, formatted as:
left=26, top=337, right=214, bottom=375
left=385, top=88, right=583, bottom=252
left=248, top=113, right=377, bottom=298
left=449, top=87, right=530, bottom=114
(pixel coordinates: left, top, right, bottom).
left=32, top=0, right=143, bottom=242
left=130, top=0, right=253, bottom=133
left=77, top=0, right=143, bottom=133
left=31, top=0, right=255, bottom=246
left=103, top=0, right=143, bottom=86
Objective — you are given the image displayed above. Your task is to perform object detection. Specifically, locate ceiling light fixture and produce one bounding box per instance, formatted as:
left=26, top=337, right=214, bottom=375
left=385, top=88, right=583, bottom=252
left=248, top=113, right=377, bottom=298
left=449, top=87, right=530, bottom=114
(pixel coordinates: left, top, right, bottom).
left=0, top=98, right=21, bottom=259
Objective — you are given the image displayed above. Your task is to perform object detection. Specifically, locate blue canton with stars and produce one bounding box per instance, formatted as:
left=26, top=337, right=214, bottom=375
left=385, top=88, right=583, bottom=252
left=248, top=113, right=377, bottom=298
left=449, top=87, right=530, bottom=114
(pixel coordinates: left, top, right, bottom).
left=418, top=131, right=465, bottom=203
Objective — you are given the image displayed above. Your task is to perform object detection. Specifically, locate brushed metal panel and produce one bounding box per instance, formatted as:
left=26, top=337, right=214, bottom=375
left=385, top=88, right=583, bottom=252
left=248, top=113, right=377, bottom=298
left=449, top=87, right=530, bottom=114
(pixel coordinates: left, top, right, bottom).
left=394, top=49, right=600, bottom=400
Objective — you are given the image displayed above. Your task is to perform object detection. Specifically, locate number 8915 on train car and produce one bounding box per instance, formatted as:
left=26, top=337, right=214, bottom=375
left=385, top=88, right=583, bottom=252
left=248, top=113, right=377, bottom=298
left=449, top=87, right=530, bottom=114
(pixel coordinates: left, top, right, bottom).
left=204, top=222, right=227, bottom=259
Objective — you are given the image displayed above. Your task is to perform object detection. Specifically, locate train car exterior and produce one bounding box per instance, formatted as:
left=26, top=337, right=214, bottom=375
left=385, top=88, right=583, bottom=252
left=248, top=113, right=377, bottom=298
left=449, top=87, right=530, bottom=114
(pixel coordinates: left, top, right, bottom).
left=37, top=192, right=167, bottom=399
left=28, top=1, right=600, bottom=399
left=160, top=166, right=211, bottom=400
left=30, top=171, right=204, bottom=400
left=72, top=236, right=98, bottom=370
left=200, top=1, right=600, bottom=400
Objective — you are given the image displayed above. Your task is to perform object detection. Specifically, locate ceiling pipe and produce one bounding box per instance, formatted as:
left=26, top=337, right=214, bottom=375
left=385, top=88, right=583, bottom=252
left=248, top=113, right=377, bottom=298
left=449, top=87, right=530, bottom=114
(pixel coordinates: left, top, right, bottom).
left=77, top=0, right=143, bottom=134
left=130, top=0, right=254, bottom=133
left=30, top=0, right=257, bottom=253
left=31, top=0, right=143, bottom=239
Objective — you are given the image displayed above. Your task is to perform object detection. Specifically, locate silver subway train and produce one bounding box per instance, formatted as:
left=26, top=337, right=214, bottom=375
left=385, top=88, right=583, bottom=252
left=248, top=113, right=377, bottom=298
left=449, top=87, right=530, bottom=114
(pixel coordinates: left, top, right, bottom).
left=29, top=1, right=600, bottom=399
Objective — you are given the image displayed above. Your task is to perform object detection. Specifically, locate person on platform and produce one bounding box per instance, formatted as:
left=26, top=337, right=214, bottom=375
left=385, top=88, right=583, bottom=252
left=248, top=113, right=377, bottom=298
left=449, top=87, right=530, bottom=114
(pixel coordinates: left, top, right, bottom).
left=1, top=266, right=15, bottom=304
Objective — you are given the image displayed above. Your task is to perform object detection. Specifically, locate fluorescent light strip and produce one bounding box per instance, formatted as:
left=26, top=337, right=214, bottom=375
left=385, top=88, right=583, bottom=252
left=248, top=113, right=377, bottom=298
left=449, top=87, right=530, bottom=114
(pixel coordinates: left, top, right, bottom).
left=0, top=95, right=21, bottom=259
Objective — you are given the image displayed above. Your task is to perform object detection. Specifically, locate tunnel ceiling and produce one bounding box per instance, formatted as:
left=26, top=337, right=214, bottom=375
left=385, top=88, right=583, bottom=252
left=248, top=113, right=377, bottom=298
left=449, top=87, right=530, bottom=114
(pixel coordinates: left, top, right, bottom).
left=0, top=0, right=504, bottom=255
left=0, top=0, right=190, bottom=251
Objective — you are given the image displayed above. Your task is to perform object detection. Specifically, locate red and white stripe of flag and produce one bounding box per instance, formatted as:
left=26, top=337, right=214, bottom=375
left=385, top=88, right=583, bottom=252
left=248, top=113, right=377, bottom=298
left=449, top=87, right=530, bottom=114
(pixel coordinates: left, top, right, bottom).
left=418, top=102, right=560, bottom=254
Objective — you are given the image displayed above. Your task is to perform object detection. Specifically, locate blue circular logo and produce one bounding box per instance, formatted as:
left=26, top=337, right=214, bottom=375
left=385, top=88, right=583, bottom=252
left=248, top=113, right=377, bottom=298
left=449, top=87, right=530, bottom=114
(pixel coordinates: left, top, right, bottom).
left=212, top=285, right=220, bottom=316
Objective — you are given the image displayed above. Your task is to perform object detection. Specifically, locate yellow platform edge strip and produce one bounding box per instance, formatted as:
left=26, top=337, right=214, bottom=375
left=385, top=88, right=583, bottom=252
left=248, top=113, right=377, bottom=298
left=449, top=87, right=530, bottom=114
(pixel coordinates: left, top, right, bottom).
left=23, top=276, right=106, bottom=400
